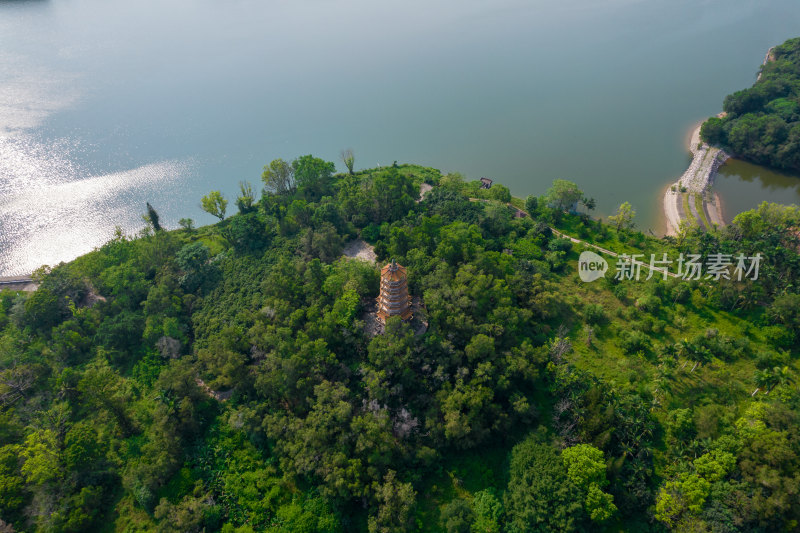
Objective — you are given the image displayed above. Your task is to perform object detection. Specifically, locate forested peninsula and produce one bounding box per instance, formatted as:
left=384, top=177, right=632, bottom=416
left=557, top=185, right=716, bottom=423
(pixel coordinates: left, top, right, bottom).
left=2, top=158, right=800, bottom=532
left=701, top=37, right=800, bottom=172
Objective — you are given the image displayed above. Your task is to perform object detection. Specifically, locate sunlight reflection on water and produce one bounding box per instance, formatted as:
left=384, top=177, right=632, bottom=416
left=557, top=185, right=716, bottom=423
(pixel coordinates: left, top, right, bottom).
left=0, top=135, right=194, bottom=275
left=0, top=46, right=196, bottom=275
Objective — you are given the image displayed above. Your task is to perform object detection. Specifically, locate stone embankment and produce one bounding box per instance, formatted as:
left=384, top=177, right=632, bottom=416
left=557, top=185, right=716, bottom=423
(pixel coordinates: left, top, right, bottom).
left=0, top=275, right=38, bottom=292
left=665, top=44, right=778, bottom=236
left=663, top=123, right=728, bottom=236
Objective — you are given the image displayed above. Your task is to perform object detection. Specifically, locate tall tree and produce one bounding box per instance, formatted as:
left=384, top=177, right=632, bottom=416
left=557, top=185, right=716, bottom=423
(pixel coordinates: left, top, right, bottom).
left=236, top=181, right=256, bottom=214
left=545, top=180, right=583, bottom=211
left=293, top=155, right=336, bottom=201
left=561, top=444, right=617, bottom=523
left=145, top=202, right=162, bottom=231
left=608, top=201, right=635, bottom=231
left=200, top=191, right=227, bottom=220
left=261, top=158, right=295, bottom=195
left=340, top=148, right=355, bottom=175
left=505, top=433, right=585, bottom=532
left=368, top=470, right=416, bottom=533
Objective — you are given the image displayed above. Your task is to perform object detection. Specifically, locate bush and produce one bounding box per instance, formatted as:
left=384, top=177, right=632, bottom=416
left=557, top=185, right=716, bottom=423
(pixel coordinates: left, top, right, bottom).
left=361, top=224, right=381, bottom=243
left=619, top=330, right=651, bottom=354
left=505, top=432, right=586, bottom=532
left=612, top=284, right=628, bottom=302
left=585, top=304, right=607, bottom=325
left=636, top=294, right=661, bottom=314
left=755, top=350, right=789, bottom=370
left=439, top=499, right=474, bottom=533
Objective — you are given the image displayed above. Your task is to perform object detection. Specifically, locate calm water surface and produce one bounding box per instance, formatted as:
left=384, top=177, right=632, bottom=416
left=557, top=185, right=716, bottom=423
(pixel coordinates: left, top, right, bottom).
left=1, top=0, right=799, bottom=274
left=716, top=159, right=800, bottom=220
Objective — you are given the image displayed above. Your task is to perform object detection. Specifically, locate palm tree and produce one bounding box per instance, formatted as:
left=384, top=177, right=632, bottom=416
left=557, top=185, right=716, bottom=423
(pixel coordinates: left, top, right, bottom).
left=676, top=339, right=694, bottom=358
left=754, top=369, right=777, bottom=395
left=768, top=366, right=794, bottom=393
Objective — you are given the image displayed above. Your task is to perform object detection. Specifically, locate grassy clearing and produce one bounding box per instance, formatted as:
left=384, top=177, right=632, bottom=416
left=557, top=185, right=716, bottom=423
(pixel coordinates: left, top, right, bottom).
left=682, top=193, right=692, bottom=224
left=694, top=194, right=710, bottom=228
left=566, top=252, right=768, bottom=408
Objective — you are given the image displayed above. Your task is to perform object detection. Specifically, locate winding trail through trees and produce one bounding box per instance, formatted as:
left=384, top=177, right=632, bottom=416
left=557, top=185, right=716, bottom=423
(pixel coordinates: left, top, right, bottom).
left=500, top=201, right=681, bottom=279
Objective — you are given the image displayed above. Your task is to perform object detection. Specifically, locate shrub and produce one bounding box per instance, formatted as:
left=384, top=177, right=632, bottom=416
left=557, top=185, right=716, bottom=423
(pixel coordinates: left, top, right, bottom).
left=585, top=304, right=607, bottom=325
left=619, top=330, right=651, bottom=354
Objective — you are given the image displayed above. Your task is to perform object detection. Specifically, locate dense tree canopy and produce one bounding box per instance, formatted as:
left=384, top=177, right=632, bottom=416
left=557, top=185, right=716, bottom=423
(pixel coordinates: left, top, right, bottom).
left=701, top=37, right=800, bottom=172
left=1, top=159, right=799, bottom=532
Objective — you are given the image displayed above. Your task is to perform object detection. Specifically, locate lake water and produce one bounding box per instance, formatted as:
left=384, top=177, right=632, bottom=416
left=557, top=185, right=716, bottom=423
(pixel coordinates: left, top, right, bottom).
left=1, top=0, right=799, bottom=275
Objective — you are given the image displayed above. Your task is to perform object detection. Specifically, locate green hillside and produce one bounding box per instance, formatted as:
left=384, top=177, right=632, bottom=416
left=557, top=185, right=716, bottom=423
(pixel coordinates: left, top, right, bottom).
left=1, top=159, right=799, bottom=532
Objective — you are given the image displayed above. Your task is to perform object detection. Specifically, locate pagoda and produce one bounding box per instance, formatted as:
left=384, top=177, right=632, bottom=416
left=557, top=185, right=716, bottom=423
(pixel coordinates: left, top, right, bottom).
left=376, top=260, right=412, bottom=323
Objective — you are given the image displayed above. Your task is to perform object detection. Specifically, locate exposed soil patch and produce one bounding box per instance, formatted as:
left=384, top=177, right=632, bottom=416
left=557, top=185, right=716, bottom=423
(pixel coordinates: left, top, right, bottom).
left=418, top=183, right=433, bottom=202
left=342, top=239, right=377, bottom=263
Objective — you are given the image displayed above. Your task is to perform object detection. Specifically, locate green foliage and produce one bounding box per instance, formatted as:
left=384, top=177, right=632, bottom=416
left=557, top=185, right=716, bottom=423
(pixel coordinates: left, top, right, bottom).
left=262, top=158, right=296, bottom=195
left=561, top=444, right=607, bottom=488
left=655, top=473, right=711, bottom=527
left=608, top=201, right=635, bottom=232
left=471, top=489, right=503, bottom=533
left=23, top=287, right=66, bottom=332
left=236, top=181, right=257, bottom=214
left=504, top=433, right=585, bottom=532
left=201, top=190, right=228, bottom=220
left=693, top=449, right=736, bottom=482
left=176, top=241, right=217, bottom=292
left=701, top=37, right=800, bottom=171
left=293, top=155, right=336, bottom=201
left=439, top=498, right=474, bottom=533
left=224, top=211, right=271, bottom=252
left=146, top=202, right=163, bottom=231
left=619, top=329, right=651, bottom=354
left=544, top=179, right=583, bottom=212
left=2, top=164, right=799, bottom=532
left=561, top=444, right=616, bottom=523
left=368, top=471, right=416, bottom=533
left=179, top=217, right=195, bottom=232
left=341, top=148, right=355, bottom=175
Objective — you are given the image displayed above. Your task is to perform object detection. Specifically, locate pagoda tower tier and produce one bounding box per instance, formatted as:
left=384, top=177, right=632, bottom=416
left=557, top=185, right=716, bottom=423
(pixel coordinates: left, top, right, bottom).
left=376, top=260, right=412, bottom=323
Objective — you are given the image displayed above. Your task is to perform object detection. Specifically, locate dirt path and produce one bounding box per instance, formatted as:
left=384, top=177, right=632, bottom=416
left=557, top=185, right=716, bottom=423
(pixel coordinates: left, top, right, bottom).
left=499, top=200, right=680, bottom=279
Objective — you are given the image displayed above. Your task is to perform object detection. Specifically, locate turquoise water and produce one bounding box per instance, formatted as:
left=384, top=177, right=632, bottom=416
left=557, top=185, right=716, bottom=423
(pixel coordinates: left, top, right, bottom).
left=1, top=0, right=799, bottom=274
